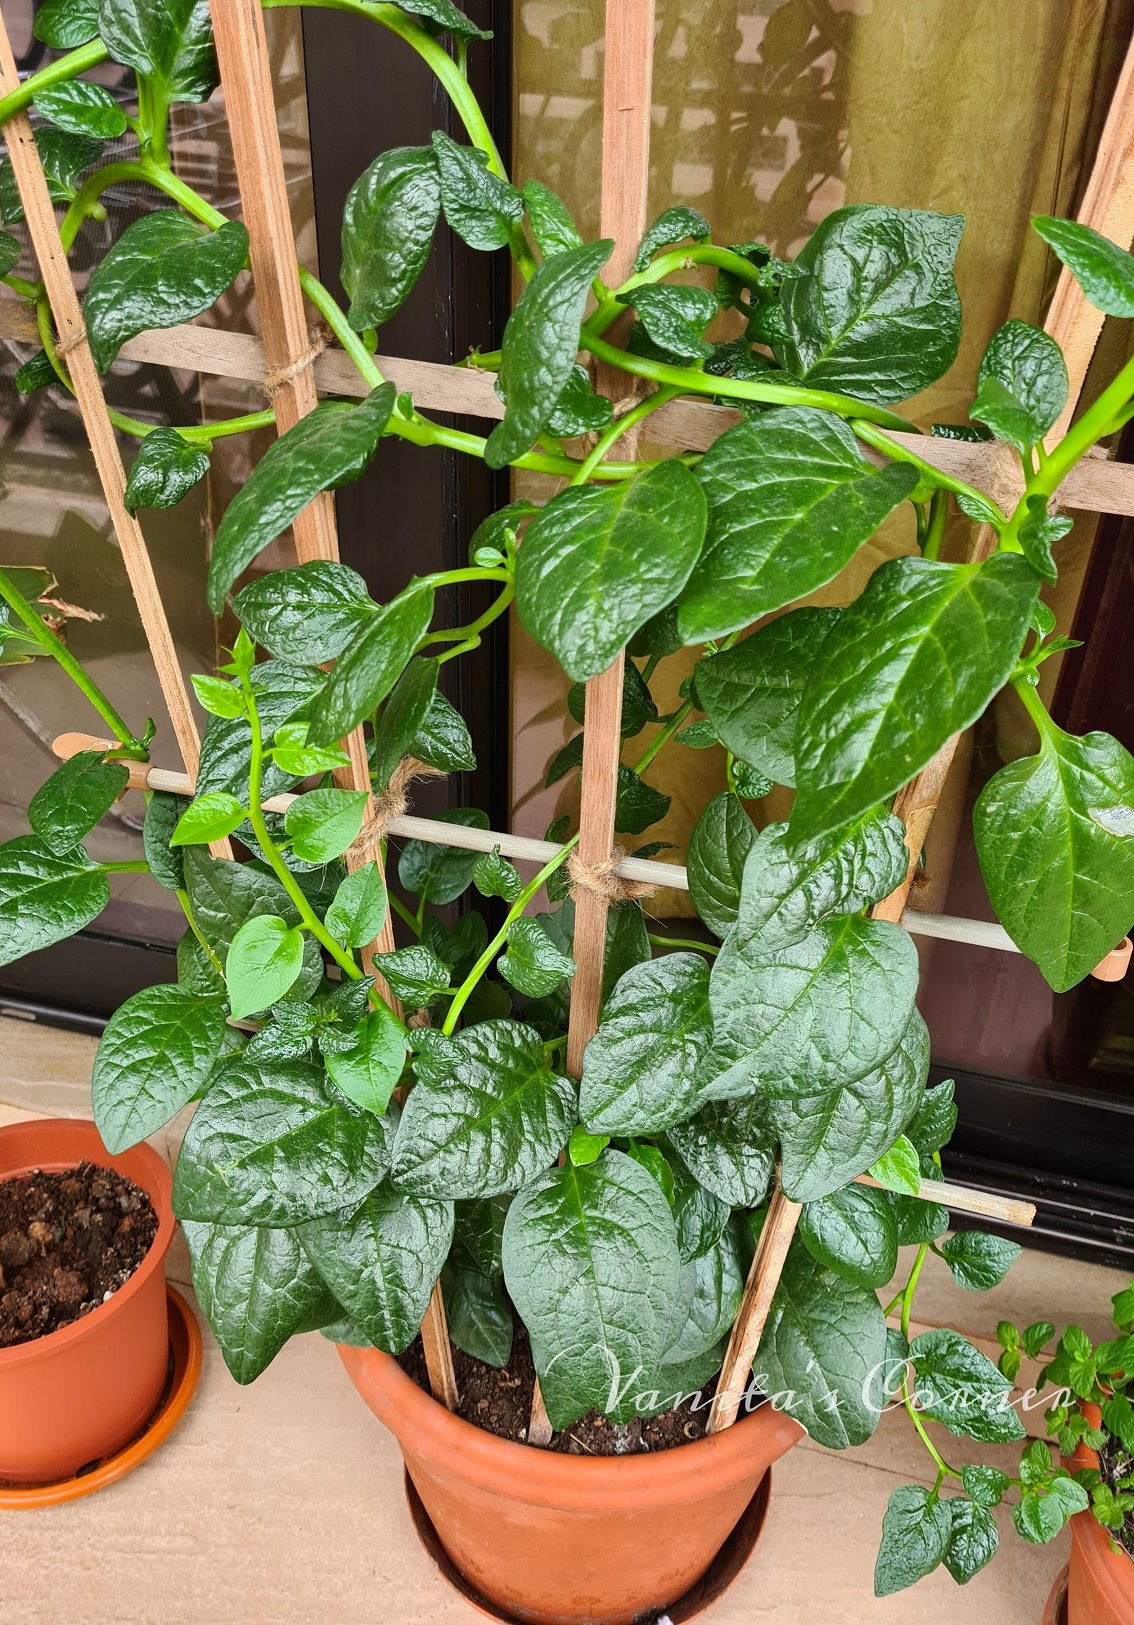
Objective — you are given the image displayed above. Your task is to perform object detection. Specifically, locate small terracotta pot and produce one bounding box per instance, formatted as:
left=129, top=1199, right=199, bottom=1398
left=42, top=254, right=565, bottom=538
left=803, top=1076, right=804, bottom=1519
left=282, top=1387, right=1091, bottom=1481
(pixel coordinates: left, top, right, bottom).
left=340, top=1345, right=804, bottom=1625
left=0, top=1118, right=174, bottom=1484
left=1066, top=1419, right=1134, bottom=1624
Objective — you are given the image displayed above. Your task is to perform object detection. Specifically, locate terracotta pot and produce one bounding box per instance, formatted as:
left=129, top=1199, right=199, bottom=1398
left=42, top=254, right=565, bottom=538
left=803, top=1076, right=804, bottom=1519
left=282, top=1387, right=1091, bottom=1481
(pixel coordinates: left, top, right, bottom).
left=0, top=1118, right=174, bottom=1484
left=1066, top=1423, right=1134, bottom=1625
left=340, top=1344, right=804, bottom=1625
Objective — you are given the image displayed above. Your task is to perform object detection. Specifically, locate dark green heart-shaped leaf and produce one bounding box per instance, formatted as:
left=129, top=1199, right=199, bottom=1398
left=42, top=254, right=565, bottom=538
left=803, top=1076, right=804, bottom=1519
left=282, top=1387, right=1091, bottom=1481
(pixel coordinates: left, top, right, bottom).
left=208, top=386, right=395, bottom=612
left=0, top=836, right=108, bottom=966
left=773, top=1013, right=929, bottom=1202
left=443, top=1261, right=513, bottom=1366
left=392, top=1019, right=576, bottom=1198
left=400, top=0, right=491, bottom=40
left=341, top=145, right=440, bottom=330
left=686, top=791, right=756, bottom=939
left=874, top=1484, right=953, bottom=1596
left=432, top=131, right=523, bottom=251
left=522, top=179, right=583, bottom=259
left=85, top=210, right=248, bottom=372
left=485, top=237, right=613, bottom=469
left=372, top=657, right=438, bottom=787
left=1032, top=215, right=1134, bottom=318
left=939, top=1230, right=1022, bottom=1293
left=124, top=428, right=210, bottom=513
left=667, top=1095, right=776, bottom=1207
left=15, top=349, right=57, bottom=394
left=544, top=362, right=613, bottom=437
left=970, top=319, right=1067, bottom=451
left=791, top=553, right=1039, bottom=845
left=517, top=459, right=707, bottom=682
left=662, top=1220, right=746, bottom=1364
left=0, top=129, right=101, bottom=223
left=910, top=1329, right=1026, bottom=1443
left=33, top=80, right=127, bottom=140
left=633, top=205, right=710, bottom=272
left=310, top=579, right=435, bottom=744
left=408, top=687, right=476, bottom=772
left=800, top=1183, right=898, bottom=1289
left=498, top=917, right=574, bottom=997
left=322, top=1007, right=407, bottom=1116
left=581, top=952, right=727, bottom=1136
left=92, top=983, right=226, bottom=1152
left=181, top=846, right=322, bottom=1000
left=974, top=724, right=1134, bottom=992
left=143, top=791, right=188, bottom=891
left=677, top=411, right=917, bottom=643
left=396, top=805, right=488, bottom=904
left=778, top=203, right=963, bottom=405
left=233, top=560, right=375, bottom=666
left=173, top=1054, right=388, bottom=1225
left=373, top=944, right=451, bottom=1004
left=695, top=607, right=840, bottom=785
left=621, top=284, right=717, bottom=361
left=97, top=0, right=217, bottom=104
left=942, top=1498, right=999, bottom=1586
left=502, top=1149, right=682, bottom=1428
left=757, top=1241, right=887, bottom=1447
left=28, top=750, right=128, bottom=855
left=34, top=0, right=99, bottom=47
left=299, top=1181, right=453, bottom=1354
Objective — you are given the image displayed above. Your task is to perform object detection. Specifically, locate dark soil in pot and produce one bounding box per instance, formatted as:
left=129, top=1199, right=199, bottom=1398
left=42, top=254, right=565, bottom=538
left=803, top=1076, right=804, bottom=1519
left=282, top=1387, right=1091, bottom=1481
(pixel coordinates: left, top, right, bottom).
left=1097, top=1437, right=1134, bottom=1561
left=399, top=1326, right=718, bottom=1456
left=0, top=1160, right=158, bottom=1348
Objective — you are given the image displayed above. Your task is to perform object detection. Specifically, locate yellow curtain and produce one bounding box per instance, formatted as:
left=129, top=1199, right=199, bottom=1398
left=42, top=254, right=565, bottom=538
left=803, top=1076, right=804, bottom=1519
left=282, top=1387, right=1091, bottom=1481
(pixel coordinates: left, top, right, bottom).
left=511, top=0, right=1133, bottom=914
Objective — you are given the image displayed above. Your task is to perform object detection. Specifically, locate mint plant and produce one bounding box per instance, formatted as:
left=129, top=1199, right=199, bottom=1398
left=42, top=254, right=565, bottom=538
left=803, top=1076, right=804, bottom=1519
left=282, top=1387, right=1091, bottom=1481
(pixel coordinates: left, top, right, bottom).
left=2, top=0, right=1134, bottom=1598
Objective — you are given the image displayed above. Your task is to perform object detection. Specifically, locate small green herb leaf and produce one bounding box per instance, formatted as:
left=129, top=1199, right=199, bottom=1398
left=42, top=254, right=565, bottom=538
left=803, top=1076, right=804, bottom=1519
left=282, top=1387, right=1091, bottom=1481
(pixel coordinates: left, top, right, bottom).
left=34, top=0, right=99, bottom=48
left=970, top=319, right=1067, bottom=450
left=283, top=788, right=368, bottom=864
left=373, top=944, right=451, bottom=1004
left=372, top=657, right=438, bottom=787
left=323, top=1007, right=407, bottom=1116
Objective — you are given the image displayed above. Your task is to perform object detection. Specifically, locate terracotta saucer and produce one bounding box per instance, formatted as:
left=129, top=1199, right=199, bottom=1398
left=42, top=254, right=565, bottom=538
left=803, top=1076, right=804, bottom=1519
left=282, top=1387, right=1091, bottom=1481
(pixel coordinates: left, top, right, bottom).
left=404, top=1462, right=774, bottom=1624
left=0, top=1284, right=202, bottom=1508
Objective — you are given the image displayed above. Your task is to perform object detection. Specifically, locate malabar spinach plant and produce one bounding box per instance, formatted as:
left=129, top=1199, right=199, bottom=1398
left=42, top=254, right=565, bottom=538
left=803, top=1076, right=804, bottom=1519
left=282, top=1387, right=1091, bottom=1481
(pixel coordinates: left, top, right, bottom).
left=2, top=0, right=1134, bottom=1598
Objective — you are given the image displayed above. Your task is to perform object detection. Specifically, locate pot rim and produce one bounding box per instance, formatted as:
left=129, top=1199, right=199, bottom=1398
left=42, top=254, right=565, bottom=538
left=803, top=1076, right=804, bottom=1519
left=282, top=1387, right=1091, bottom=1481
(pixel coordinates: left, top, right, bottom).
left=0, top=1117, right=174, bottom=1370
left=339, top=1343, right=805, bottom=1511
left=1070, top=1428, right=1134, bottom=1602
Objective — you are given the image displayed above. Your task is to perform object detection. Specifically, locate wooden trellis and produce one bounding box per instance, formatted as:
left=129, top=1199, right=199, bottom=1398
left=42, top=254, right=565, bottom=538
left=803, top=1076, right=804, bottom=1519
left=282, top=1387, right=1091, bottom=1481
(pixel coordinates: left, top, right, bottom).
left=3, top=0, right=1134, bottom=1435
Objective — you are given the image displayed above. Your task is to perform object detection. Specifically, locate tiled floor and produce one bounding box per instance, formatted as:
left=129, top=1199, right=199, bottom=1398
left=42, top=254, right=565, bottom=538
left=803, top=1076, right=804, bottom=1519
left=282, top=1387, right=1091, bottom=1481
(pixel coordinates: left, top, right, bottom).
left=2, top=1012, right=1120, bottom=1625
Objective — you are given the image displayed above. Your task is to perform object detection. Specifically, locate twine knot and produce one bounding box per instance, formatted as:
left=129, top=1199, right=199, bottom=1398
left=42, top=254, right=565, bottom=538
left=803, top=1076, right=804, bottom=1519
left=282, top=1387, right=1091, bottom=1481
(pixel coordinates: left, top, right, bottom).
left=261, top=322, right=333, bottom=398
left=54, top=325, right=86, bottom=358
left=347, top=757, right=445, bottom=865
left=567, top=847, right=656, bottom=904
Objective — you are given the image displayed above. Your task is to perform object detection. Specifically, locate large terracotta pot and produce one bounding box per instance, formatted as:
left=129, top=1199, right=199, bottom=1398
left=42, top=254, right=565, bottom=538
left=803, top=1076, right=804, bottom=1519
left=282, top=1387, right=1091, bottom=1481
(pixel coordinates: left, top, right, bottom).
left=340, top=1344, right=804, bottom=1625
left=1066, top=1423, right=1134, bottom=1624
left=0, top=1118, right=174, bottom=1483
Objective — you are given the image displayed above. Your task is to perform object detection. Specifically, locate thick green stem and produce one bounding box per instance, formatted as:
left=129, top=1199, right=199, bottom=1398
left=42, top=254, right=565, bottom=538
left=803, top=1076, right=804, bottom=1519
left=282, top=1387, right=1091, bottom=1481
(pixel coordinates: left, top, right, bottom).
left=241, top=676, right=366, bottom=984
left=850, top=419, right=1004, bottom=523
left=442, top=838, right=579, bottom=1033
left=648, top=933, right=718, bottom=956
left=1013, top=674, right=1056, bottom=741
left=100, top=860, right=150, bottom=874
left=0, top=39, right=110, bottom=126
left=586, top=246, right=776, bottom=339
left=421, top=584, right=514, bottom=661
left=922, top=488, right=949, bottom=560
left=633, top=699, right=694, bottom=776
left=572, top=387, right=679, bottom=484
left=0, top=567, right=137, bottom=747
left=898, top=1242, right=961, bottom=1481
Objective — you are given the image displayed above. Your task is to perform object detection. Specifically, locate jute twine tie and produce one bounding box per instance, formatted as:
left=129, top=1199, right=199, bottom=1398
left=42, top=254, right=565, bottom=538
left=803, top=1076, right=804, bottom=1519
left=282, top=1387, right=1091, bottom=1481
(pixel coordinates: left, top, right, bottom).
left=347, top=756, right=445, bottom=865
left=568, top=847, right=656, bottom=904
left=54, top=325, right=86, bottom=358
left=261, top=322, right=333, bottom=398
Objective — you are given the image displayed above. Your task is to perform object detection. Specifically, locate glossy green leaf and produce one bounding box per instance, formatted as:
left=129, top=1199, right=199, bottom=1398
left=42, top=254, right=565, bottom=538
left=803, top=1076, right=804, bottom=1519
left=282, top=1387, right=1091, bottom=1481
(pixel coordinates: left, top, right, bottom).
left=633, top=205, right=710, bottom=271
left=208, top=387, right=395, bottom=612
left=172, top=1054, right=388, bottom=1225
left=677, top=412, right=917, bottom=643
left=581, top=952, right=726, bottom=1136
left=868, top=1133, right=921, bottom=1195
left=233, top=561, right=375, bottom=666
left=907, top=1077, right=957, bottom=1154
left=0, top=836, right=108, bottom=967
left=28, top=750, right=128, bottom=855
left=443, top=1261, right=513, bottom=1367
left=1018, top=508, right=1072, bottom=585
left=614, top=765, right=671, bottom=834
left=710, top=911, right=919, bottom=1095
left=299, top=1181, right=452, bottom=1354
left=472, top=845, right=523, bottom=903
left=453, top=1193, right=510, bottom=1278
left=374, top=944, right=451, bottom=1005
left=732, top=812, right=908, bottom=954
left=970, top=319, right=1067, bottom=451
left=485, top=237, right=613, bottom=469
left=33, top=80, right=127, bottom=140
left=325, top=864, right=388, bottom=949
left=143, top=791, right=188, bottom=891
left=516, top=459, right=707, bottom=682
left=544, top=362, right=613, bottom=437
left=757, top=1242, right=887, bottom=1447
left=800, top=1183, right=898, bottom=1290
left=396, top=805, right=488, bottom=903
left=123, top=428, right=210, bottom=512
left=974, top=724, right=1134, bottom=992
left=667, top=1095, right=776, bottom=1208
left=392, top=1020, right=576, bottom=1198
left=498, top=917, right=574, bottom=997
left=341, top=145, right=440, bottom=330
left=372, top=657, right=438, bottom=787
left=889, top=1190, right=950, bottom=1247
left=522, top=179, right=582, bottom=259
left=943, top=1499, right=999, bottom=1585
left=182, top=847, right=322, bottom=1001
left=197, top=661, right=325, bottom=805
left=0, top=129, right=101, bottom=223
left=34, top=0, right=99, bottom=47
left=695, top=607, right=840, bottom=785
left=432, top=131, right=523, bottom=251
left=621, top=284, right=717, bottom=361
left=170, top=791, right=247, bottom=848
left=311, top=580, right=435, bottom=745
left=322, top=1007, right=406, bottom=1116
left=909, top=1329, right=1027, bottom=1443
left=408, top=688, right=476, bottom=773
left=225, top=915, right=304, bottom=1020
left=773, top=1012, right=930, bottom=1202
left=92, top=984, right=226, bottom=1153
left=399, top=0, right=491, bottom=40
left=778, top=204, right=963, bottom=405
left=15, top=349, right=57, bottom=394
left=663, top=1220, right=746, bottom=1364
left=502, top=1150, right=682, bottom=1428
left=962, top=1464, right=1011, bottom=1509
left=686, top=790, right=756, bottom=938
left=939, top=1230, right=1022, bottom=1292
left=1032, top=215, right=1134, bottom=318
left=873, top=1485, right=952, bottom=1596
left=791, top=553, right=1039, bottom=844
left=182, top=1220, right=336, bottom=1383
left=283, top=788, right=367, bottom=864
left=669, top=1159, right=730, bottom=1264
left=191, top=675, right=245, bottom=720
left=85, top=211, right=247, bottom=372
left=97, top=0, right=217, bottom=103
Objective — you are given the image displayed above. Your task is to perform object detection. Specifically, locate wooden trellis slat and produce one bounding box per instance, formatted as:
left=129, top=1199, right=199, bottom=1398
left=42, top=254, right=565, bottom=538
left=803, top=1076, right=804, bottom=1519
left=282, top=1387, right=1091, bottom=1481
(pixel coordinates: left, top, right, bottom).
left=206, top=0, right=457, bottom=1414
